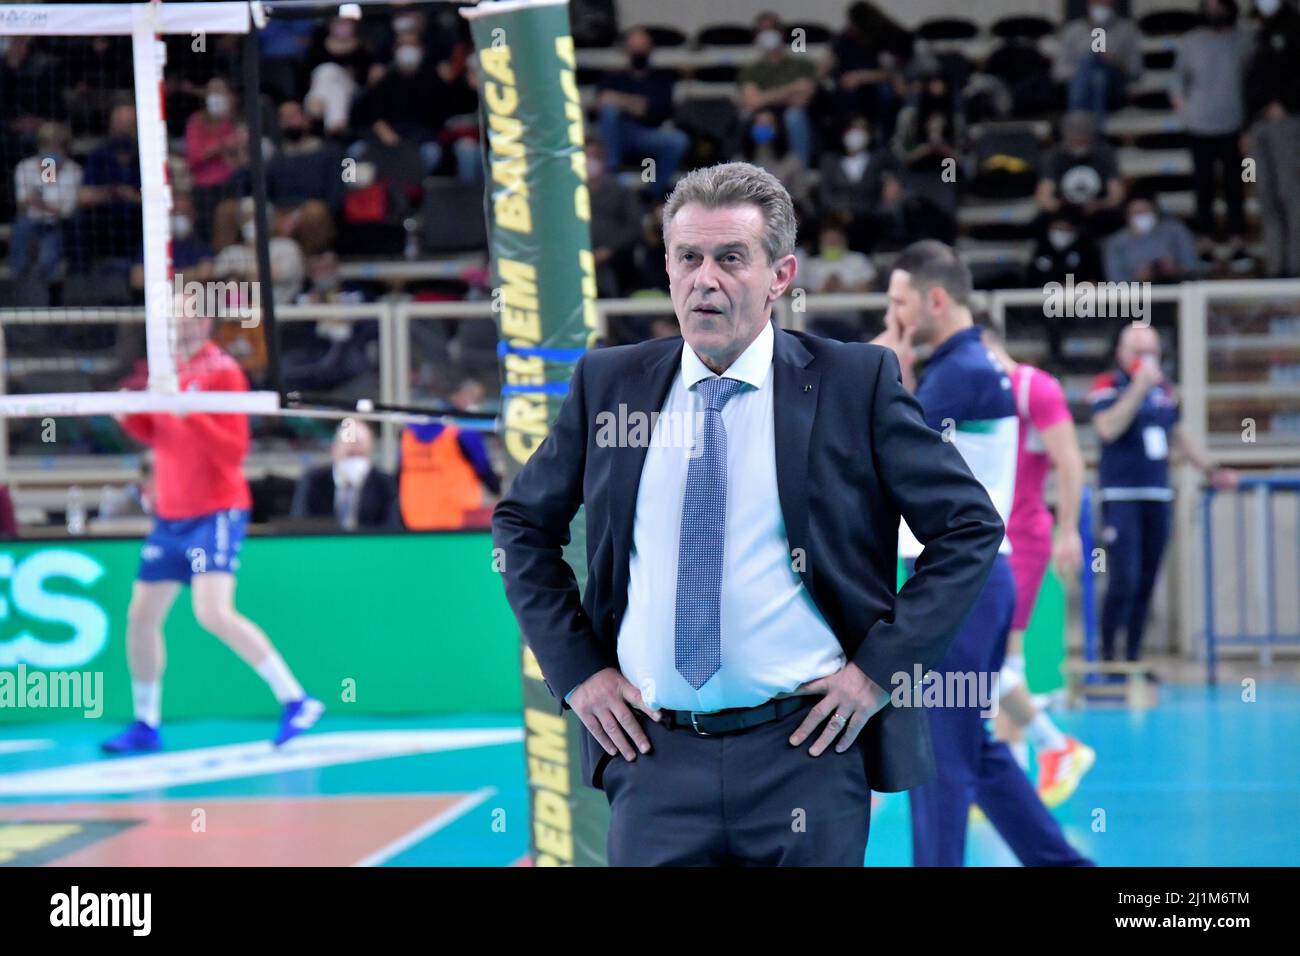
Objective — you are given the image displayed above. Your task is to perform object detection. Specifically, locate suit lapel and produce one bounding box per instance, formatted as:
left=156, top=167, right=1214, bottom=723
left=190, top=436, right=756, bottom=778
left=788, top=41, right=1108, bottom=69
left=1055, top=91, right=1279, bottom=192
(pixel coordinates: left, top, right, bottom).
left=609, top=340, right=682, bottom=625
left=772, top=329, right=819, bottom=594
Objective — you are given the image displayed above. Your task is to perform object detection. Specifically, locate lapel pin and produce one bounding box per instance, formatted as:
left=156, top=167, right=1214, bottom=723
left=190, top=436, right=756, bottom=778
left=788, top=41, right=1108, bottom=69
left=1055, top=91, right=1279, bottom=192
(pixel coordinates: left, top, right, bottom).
left=803, top=384, right=813, bottom=392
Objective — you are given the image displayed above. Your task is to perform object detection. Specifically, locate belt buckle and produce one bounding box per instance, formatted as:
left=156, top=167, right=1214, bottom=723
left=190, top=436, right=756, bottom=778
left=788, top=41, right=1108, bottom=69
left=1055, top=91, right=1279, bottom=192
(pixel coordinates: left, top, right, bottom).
left=689, top=712, right=712, bottom=736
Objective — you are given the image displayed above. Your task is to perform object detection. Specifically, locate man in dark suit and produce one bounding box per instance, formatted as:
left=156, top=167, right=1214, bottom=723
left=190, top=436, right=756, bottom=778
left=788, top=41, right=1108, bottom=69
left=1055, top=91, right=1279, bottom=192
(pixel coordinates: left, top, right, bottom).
left=492, top=162, right=1004, bottom=866
left=290, top=418, right=399, bottom=530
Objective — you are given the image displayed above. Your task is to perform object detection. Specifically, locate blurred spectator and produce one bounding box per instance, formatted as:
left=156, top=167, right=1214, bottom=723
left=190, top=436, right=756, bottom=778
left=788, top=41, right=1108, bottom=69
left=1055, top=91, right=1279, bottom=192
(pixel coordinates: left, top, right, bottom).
left=354, top=31, right=448, bottom=175
left=212, top=100, right=341, bottom=255
left=983, top=36, right=1056, bottom=118
left=1172, top=0, right=1251, bottom=262
left=398, top=378, right=501, bottom=531
left=1052, top=0, right=1143, bottom=122
left=738, top=12, right=817, bottom=167
left=64, top=37, right=132, bottom=136
left=130, top=192, right=213, bottom=292
left=1025, top=215, right=1104, bottom=286
left=98, top=453, right=155, bottom=520
left=258, top=17, right=316, bottom=102
left=10, top=122, right=81, bottom=283
left=213, top=198, right=305, bottom=305
left=892, top=70, right=963, bottom=174
left=818, top=115, right=900, bottom=252
left=185, top=77, right=249, bottom=243
left=1245, top=0, right=1300, bottom=118
left=305, top=15, right=378, bottom=137
left=802, top=221, right=877, bottom=292
left=0, top=37, right=63, bottom=140
left=737, top=109, right=814, bottom=221
left=1247, top=100, right=1300, bottom=276
left=291, top=419, right=398, bottom=530
left=827, top=1, right=911, bottom=134
left=631, top=201, right=670, bottom=294
left=1103, top=197, right=1201, bottom=283
left=72, top=102, right=142, bottom=270
left=1035, top=111, right=1126, bottom=241
left=587, top=141, right=641, bottom=297
left=282, top=254, right=374, bottom=392
left=596, top=28, right=688, bottom=198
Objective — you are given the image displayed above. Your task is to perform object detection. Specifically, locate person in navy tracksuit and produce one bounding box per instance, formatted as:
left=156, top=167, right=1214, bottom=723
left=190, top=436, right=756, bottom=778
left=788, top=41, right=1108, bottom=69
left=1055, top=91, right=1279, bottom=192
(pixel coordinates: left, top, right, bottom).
left=1089, top=324, right=1238, bottom=666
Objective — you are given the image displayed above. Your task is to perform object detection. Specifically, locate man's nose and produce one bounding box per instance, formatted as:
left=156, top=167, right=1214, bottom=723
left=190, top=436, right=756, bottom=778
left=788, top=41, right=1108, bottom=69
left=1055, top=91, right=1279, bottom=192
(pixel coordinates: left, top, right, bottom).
left=693, top=257, right=721, bottom=291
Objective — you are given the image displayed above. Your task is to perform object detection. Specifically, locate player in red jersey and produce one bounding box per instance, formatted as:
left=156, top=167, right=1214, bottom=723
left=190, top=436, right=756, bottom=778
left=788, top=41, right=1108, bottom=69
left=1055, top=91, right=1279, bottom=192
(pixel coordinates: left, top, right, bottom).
left=102, top=294, right=323, bottom=753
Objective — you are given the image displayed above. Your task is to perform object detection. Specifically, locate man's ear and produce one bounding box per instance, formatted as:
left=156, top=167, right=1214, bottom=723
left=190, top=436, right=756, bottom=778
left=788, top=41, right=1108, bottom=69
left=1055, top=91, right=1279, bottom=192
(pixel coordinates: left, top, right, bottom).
left=926, top=284, right=949, bottom=316
left=770, top=253, right=797, bottom=301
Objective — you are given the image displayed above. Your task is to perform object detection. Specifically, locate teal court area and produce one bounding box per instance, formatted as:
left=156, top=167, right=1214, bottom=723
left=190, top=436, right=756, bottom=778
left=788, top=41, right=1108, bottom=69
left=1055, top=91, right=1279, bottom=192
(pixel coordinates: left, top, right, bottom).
left=1, top=684, right=1296, bottom=866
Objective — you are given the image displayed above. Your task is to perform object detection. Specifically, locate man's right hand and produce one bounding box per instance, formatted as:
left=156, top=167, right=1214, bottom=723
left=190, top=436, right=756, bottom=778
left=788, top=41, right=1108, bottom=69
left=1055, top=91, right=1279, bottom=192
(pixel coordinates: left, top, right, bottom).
left=1131, top=356, right=1163, bottom=393
left=569, top=667, right=661, bottom=761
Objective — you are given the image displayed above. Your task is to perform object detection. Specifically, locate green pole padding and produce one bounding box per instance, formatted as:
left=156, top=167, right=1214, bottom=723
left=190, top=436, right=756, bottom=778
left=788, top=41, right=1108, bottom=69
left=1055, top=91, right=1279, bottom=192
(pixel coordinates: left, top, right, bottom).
left=463, top=0, right=603, bottom=867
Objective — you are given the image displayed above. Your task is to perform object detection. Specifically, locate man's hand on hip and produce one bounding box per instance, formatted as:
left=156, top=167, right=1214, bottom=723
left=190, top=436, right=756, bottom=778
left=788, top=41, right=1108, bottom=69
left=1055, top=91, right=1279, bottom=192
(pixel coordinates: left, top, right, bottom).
left=571, top=667, right=662, bottom=762
left=789, top=662, right=888, bottom=756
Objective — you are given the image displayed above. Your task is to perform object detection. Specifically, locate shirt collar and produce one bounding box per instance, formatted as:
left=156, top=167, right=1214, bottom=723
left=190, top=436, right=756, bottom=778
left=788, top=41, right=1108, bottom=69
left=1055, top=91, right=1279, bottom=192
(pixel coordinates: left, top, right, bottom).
left=681, top=320, right=774, bottom=392
left=928, top=324, right=981, bottom=366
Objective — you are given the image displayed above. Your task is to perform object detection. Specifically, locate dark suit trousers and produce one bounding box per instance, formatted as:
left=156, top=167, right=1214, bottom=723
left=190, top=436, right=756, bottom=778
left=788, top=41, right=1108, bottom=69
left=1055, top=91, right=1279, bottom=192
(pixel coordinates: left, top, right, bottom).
left=908, top=556, right=1092, bottom=866
left=601, top=698, right=871, bottom=866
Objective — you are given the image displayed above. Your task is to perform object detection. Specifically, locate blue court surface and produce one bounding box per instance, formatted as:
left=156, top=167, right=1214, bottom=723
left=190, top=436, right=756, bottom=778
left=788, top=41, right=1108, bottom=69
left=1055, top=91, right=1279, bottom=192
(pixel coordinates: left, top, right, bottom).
left=1, top=684, right=1296, bottom=866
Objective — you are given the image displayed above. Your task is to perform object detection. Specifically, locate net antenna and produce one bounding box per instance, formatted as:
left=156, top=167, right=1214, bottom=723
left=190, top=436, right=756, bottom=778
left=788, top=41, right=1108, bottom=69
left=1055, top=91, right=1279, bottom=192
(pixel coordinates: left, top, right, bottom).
left=0, top=1, right=278, bottom=418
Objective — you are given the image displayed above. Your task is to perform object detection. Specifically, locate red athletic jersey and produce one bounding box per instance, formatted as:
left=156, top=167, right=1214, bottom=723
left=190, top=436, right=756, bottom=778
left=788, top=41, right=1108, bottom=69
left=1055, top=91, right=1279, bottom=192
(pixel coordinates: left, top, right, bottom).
left=120, top=341, right=252, bottom=519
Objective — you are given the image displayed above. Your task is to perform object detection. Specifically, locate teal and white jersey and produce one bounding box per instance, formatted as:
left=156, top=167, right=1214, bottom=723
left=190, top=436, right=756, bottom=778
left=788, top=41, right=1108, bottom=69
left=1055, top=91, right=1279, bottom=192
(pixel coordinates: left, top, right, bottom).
left=899, top=326, right=1018, bottom=558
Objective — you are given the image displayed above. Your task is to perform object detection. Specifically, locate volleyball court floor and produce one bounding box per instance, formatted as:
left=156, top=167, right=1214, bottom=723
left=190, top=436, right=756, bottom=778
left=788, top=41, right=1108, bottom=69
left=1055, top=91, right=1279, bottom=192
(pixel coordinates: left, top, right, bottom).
left=1, top=684, right=1297, bottom=866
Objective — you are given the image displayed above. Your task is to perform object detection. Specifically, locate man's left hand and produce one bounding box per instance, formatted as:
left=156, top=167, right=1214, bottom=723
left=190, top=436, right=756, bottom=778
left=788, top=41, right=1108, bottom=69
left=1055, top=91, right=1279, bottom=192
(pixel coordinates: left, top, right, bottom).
left=1209, top=467, right=1239, bottom=491
left=789, top=662, right=888, bottom=756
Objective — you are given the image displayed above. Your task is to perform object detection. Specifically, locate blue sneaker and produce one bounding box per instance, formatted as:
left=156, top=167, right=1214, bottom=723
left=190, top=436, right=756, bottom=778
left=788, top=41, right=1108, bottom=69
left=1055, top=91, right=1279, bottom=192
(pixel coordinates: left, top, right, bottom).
left=274, top=697, right=324, bottom=746
left=101, top=720, right=163, bottom=754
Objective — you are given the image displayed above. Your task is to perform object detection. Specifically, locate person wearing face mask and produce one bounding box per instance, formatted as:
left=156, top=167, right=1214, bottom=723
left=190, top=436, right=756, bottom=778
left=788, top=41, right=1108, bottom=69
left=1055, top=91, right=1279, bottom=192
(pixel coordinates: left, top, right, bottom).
left=10, top=122, right=81, bottom=282
left=1052, top=0, right=1144, bottom=123
left=739, top=13, right=818, bottom=167
left=892, top=71, right=962, bottom=174
left=71, top=102, right=143, bottom=271
left=1102, top=197, right=1201, bottom=283
left=185, top=78, right=249, bottom=244
left=291, top=419, right=399, bottom=530
left=354, top=33, right=451, bottom=175
left=1171, top=0, right=1252, bottom=267
left=586, top=141, right=641, bottom=299
left=1036, top=110, right=1127, bottom=241
left=818, top=116, right=901, bottom=253
left=1025, top=216, right=1103, bottom=286
left=130, top=193, right=214, bottom=294
left=595, top=27, right=689, bottom=199
left=737, top=109, right=814, bottom=220
left=828, top=1, right=912, bottom=134
left=261, top=99, right=342, bottom=256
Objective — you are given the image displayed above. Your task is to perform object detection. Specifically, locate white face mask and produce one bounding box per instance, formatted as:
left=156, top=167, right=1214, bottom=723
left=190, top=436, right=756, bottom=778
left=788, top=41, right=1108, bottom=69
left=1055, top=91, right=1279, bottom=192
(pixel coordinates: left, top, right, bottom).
left=395, top=45, right=423, bottom=71
left=756, top=29, right=783, bottom=52
left=206, top=93, right=230, bottom=117
left=241, top=219, right=257, bottom=242
left=335, top=455, right=371, bottom=487
left=1089, top=5, right=1113, bottom=22
left=393, top=16, right=418, bottom=34
left=843, top=128, right=869, bottom=153
left=1048, top=229, right=1077, bottom=250
left=171, top=213, right=193, bottom=239
left=1131, top=212, right=1157, bottom=234
left=1257, top=0, right=1281, bottom=14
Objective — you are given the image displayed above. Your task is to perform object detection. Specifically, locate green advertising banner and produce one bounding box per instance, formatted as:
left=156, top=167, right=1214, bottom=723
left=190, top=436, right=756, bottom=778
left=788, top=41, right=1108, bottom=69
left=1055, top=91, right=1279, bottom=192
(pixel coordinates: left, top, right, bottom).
left=463, top=0, right=604, bottom=867
left=0, top=533, right=520, bottom=724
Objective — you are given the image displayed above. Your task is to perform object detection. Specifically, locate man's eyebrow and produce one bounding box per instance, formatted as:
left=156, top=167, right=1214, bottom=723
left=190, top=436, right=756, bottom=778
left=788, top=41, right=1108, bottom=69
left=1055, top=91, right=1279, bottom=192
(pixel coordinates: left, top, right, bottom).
left=673, top=241, right=752, bottom=257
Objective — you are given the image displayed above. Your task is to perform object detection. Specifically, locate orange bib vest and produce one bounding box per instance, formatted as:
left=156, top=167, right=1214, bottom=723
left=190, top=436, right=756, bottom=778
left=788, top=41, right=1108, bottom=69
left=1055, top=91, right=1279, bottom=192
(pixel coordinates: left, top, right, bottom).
left=399, top=425, right=482, bottom=530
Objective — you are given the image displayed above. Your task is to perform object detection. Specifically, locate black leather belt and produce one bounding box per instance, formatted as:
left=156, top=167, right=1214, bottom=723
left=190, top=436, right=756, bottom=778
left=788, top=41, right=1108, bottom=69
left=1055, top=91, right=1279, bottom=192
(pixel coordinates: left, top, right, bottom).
left=660, top=696, right=811, bottom=736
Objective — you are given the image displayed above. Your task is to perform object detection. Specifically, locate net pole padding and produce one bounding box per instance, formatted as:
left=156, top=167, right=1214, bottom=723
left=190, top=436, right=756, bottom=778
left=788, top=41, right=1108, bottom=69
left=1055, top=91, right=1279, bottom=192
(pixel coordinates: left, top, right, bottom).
left=135, top=1, right=177, bottom=394
left=462, top=0, right=602, bottom=868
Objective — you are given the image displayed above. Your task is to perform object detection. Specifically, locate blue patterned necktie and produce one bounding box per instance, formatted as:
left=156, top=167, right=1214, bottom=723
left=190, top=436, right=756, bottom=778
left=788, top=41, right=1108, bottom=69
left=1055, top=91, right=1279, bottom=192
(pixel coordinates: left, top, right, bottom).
left=675, top=376, right=746, bottom=689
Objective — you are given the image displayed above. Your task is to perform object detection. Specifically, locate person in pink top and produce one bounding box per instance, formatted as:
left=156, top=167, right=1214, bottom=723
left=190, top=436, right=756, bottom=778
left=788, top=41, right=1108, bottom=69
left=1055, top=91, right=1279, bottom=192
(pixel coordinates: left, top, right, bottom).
left=185, top=77, right=249, bottom=243
left=983, top=328, right=1095, bottom=807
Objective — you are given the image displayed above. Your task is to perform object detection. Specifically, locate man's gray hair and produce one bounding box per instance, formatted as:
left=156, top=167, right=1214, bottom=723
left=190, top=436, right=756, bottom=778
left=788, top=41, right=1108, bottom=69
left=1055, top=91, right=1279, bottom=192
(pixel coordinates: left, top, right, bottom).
left=662, top=161, right=797, bottom=263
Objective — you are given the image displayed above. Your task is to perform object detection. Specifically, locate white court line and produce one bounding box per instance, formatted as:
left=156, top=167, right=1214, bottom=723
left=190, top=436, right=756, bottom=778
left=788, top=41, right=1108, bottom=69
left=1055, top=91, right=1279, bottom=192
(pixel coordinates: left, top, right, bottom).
left=354, top=787, right=497, bottom=867
left=0, top=740, right=55, bottom=755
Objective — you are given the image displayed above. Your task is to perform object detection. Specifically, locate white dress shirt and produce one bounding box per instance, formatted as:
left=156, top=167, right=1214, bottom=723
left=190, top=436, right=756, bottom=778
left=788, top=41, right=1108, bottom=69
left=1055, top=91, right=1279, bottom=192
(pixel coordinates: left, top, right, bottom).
left=616, top=321, right=845, bottom=712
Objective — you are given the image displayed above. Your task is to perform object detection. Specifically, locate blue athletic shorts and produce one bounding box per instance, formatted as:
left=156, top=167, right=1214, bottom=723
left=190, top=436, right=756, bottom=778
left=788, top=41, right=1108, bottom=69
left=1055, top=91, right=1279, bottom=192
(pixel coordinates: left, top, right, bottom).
left=137, top=508, right=250, bottom=583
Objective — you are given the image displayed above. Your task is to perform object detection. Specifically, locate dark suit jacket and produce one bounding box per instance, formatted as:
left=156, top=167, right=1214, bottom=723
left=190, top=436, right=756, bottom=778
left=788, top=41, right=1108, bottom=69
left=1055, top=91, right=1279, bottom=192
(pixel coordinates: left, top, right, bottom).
left=290, top=464, right=400, bottom=529
left=492, top=327, right=1004, bottom=793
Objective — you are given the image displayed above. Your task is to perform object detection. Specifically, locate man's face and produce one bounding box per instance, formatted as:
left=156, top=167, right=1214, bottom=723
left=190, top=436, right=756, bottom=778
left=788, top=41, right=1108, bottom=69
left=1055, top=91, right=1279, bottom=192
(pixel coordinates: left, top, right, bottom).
left=625, top=29, right=652, bottom=58
left=886, top=269, right=935, bottom=343
left=110, top=107, right=137, bottom=141
left=332, top=426, right=373, bottom=462
left=1117, top=326, right=1161, bottom=370
left=666, top=203, right=795, bottom=364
